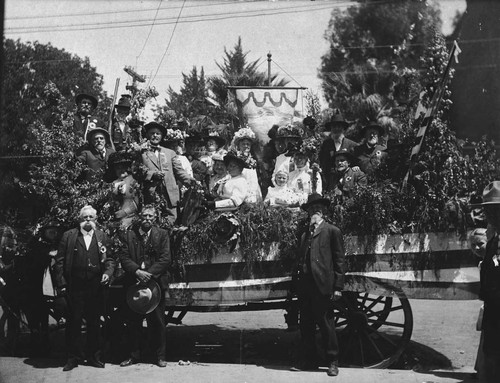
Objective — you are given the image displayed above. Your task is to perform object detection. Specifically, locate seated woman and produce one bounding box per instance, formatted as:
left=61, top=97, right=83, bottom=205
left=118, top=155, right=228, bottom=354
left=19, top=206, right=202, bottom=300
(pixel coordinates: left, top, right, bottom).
left=287, top=148, right=323, bottom=204
left=231, top=127, right=262, bottom=203
left=264, top=170, right=300, bottom=207
left=212, top=151, right=250, bottom=209
left=208, top=152, right=229, bottom=198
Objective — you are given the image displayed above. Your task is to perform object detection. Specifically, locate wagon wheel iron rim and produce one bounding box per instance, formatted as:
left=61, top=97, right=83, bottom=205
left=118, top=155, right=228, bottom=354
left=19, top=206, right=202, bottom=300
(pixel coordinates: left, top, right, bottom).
left=332, top=290, right=413, bottom=369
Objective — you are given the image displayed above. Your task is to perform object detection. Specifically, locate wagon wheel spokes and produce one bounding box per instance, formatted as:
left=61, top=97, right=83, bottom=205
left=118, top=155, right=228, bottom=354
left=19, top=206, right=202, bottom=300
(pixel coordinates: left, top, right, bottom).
left=337, top=291, right=413, bottom=369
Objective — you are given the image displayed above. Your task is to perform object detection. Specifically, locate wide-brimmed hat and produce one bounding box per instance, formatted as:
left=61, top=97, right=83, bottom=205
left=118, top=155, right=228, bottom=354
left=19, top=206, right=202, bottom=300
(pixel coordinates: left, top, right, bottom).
left=223, top=151, right=251, bottom=169
left=232, top=127, right=256, bottom=147
left=301, top=193, right=331, bottom=211
left=276, top=124, right=303, bottom=139
left=86, top=127, right=110, bottom=144
left=361, top=123, right=385, bottom=137
left=472, top=181, right=500, bottom=207
left=144, top=122, right=167, bottom=138
left=75, top=93, right=98, bottom=109
left=334, top=149, right=356, bottom=163
left=115, top=95, right=132, bottom=110
left=126, top=280, right=162, bottom=315
left=325, top=109, right=349, bottom=130
left=204, top=134, right=226, bottom=148
left=108, top=151, right=135, bottom=169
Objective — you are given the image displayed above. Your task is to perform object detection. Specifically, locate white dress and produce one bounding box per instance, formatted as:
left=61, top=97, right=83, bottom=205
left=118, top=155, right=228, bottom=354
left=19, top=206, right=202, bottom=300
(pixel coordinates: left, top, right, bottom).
left=241, top=168, right=262, bottom=203
left=287, top=163, right=323, bottom=204
left=264, top=185, right=300, bottom=206
left=215, top=175, right=249, bottom=208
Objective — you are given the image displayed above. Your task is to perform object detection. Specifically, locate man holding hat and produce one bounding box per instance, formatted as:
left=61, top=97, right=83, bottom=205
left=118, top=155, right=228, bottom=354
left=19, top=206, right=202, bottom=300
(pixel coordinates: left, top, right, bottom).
left=141, top=122, right=197, bottom=224
left=77, top=127, right=116, bottom=182
left=119, top=205, right=171, bottom=368
left=352, top=123, right=387, bottom=176
left=54, top=205, right=115, bottom=371
left=73, top=93, right=104, bottom=140
left=477, top=181, right=500, bottom=382
left=291, top=193, right=345, bottom=377
left=330, top=149, right=367, bottom=200
left=319, top=110, right=358, bottom=191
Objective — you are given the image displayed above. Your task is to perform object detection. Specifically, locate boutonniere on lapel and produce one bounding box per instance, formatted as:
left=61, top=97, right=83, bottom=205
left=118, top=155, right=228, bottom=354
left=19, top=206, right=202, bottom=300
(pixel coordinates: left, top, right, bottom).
left=493, top=254, right=500, bottom=267
left=345, top=176, right=352, bottom=182
left=97, top=241, right=107, bottom=263
left=375, top=150, right=382, bottom=157
left=88, top=120, right=97, bottom=129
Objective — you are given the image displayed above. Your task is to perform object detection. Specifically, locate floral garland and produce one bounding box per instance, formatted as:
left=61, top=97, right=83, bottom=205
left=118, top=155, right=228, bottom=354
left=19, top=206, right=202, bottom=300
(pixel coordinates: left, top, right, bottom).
left=276, top=123, right=303, bottom=138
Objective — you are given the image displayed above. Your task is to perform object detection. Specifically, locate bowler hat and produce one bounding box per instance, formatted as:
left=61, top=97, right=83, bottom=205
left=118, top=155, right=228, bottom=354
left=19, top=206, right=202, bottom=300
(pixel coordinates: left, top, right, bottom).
left=115, top=95, right=131, bottom=110
left=126, top=280, right=162, bottom=315
left=473, top=181, right=500, bottom=206
left=143, top=122, right=167, bottom=137
left=75, top=93, right=98, bottom=109
left=334, top=149, right=356, bottom=163
left=86, top=127, right=110, bottom=144
left=301, top=193, right=331, bottom=211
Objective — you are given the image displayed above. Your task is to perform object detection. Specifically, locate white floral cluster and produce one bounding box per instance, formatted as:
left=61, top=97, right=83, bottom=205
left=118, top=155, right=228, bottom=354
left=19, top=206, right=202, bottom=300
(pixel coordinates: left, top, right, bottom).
left=233, top=127, right=255, bottom=142
left=164, top=128, right=188, bottom=141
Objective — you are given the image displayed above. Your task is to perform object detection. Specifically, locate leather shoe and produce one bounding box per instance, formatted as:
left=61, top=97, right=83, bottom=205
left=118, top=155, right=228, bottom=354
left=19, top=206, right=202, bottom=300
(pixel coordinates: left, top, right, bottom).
left=156, top=359, right=167, bottom=368
left=87, top=358, right=105, bottom=368
left=120, top=357, right=137, bottom=367
left=62, top=359, right=78, bottom=372
left=327, top=361, right=339, bottom=377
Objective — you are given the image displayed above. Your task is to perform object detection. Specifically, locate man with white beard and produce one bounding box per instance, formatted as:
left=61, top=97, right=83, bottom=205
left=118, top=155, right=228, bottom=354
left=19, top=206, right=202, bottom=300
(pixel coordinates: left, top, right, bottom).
left=352, top=123, right=387, bottom=176
left=77, top=127, right=115, bottom=182
left=54, top=205, right=115, bottom=371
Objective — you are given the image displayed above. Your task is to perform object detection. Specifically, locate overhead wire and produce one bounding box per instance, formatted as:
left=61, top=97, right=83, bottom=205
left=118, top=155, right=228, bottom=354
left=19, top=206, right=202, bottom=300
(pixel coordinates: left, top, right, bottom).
left=136, top=0, right=163, bottom=65
left=148, top=0, right=187, bottom=87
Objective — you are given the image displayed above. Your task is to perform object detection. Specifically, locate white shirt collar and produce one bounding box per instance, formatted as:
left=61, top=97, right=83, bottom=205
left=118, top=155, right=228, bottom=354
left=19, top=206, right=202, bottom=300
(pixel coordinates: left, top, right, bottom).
left=80, top=228, right=94, bottom=237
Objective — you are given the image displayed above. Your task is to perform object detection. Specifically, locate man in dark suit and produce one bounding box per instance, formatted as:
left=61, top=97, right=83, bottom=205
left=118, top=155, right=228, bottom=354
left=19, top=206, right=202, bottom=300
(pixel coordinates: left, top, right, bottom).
left=478, top=181, right=500, bottom=382
left=291, top=193, right=345, bottom=377
left=77, top=127, right=115, bottom=182
left=73, top=93, right=104, bottom=140
left=141, top=122, right=196, bottom=224
left=319, top=110, right=358, bottom=191
left=330, top=149, right=367, bottom=202
left=352, top=123, right=388, bottom=176
left=119, top=205, right=171, bottom=368
left=53, top=205, right=115, bottom=371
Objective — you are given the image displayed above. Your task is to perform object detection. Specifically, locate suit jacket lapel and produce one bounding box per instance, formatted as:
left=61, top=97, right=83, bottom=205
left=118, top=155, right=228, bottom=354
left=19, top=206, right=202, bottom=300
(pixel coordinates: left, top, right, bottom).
left=312, top=221, right=325, bottom=238
left=146, top=150, right=161, bottom=170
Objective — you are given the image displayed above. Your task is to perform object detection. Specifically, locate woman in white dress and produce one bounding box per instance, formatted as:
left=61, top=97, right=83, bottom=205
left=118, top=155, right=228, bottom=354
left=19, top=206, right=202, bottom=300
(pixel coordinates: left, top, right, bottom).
left=213, top=151, right=250, bottom=209
left=230, top=127, right=262, bottom=203
left=287, top=150, right=322, bottom=205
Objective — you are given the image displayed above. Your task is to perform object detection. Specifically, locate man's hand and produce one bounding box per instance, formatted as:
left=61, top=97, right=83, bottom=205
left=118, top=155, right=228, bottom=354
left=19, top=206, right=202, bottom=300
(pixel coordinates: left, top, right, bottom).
left=101, top=274, right=110, bottom=285
left=152, top=172, right=164, bottom=181
left=330, top=290, right=342, bottom=302
left=135, top=269, right=152, bottom=283
left=115, top=209, right=127, bottom=219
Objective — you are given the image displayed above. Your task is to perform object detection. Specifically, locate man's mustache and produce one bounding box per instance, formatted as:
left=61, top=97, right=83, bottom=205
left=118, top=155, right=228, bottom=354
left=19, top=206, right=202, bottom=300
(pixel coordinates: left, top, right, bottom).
left=80, top=221, right=96, bottom=230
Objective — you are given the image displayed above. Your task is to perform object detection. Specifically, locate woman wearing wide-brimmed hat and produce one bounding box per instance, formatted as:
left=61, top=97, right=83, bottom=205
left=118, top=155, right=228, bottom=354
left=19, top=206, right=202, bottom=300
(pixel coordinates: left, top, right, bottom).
left=208, top=152, right=229, bottom=198
left=230, top=127, right=262, bottom=203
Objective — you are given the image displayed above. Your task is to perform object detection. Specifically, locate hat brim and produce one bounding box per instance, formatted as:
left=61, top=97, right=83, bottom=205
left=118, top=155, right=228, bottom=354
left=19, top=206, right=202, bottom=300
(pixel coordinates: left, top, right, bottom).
left=325, top=121, right=349, bottom=130
left=361, top=124, right=385, bottom=137
left=206, top=136, right=226, bottom=147
left=301, top=198, right=331, bottom=211
left=86, top=127, right=110, bottom=143
left=223, top=154, right=249, bottom=169
left=143, top=122, right=167, bottom=137
left=75, top=93, right=98, bottom=109
left=126, top=280, right=161, bottom=315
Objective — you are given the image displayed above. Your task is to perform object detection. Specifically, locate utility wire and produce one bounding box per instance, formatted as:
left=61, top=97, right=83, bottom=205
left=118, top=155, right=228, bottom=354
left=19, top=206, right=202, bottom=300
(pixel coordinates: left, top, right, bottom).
left=136, top=0, right=163, bottom=64
left=5, top=3, right=341, bottom=34
left=271, top=59, right=304, bottom=88
left=148, top=0, right=187, bottom=87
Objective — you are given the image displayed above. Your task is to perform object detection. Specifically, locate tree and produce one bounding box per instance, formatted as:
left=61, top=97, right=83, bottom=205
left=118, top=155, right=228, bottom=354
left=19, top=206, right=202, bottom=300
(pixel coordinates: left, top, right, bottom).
left=0, top=39, right=107, bottom=215
left=209, top=37, right=289, bottom=107
left=164, top=66, right=211, bottom=119
left=319, top=0, right=441, bottom=124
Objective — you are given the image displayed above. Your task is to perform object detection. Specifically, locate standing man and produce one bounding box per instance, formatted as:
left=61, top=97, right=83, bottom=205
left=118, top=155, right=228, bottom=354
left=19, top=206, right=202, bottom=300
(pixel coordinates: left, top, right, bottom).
left=330, top=149, right=367, bottom=202
left=478, top=181, right=500, bottom=382
left=73, top=93, right=104, bottom=140
left=77, top=127, right=116, bottom=182
left=119, top=205, right=170, bottom=368
left=291, top=193, right=345, bottom=377
left=142, top=122, right=196, bottom=224
left=54, top=205, right=115, bottom=371
left=319, top=110, right=358, bottom=191
left=111, top=95, right=132, bottom=151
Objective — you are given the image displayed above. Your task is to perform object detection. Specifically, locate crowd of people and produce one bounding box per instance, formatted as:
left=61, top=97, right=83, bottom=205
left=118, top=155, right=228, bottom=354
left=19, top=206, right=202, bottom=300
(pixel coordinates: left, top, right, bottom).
left=1, top=92, right=498, bottom=381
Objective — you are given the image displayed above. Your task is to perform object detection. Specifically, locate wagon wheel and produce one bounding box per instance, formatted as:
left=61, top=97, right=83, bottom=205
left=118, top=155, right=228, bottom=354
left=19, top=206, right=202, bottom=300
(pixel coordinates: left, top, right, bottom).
left=332, top=289, right=413, bottom=368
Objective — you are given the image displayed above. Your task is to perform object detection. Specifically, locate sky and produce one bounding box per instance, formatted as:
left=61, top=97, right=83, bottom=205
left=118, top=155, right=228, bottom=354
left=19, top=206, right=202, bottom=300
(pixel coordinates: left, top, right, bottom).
left=4, top=0, right=467, bottom=106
